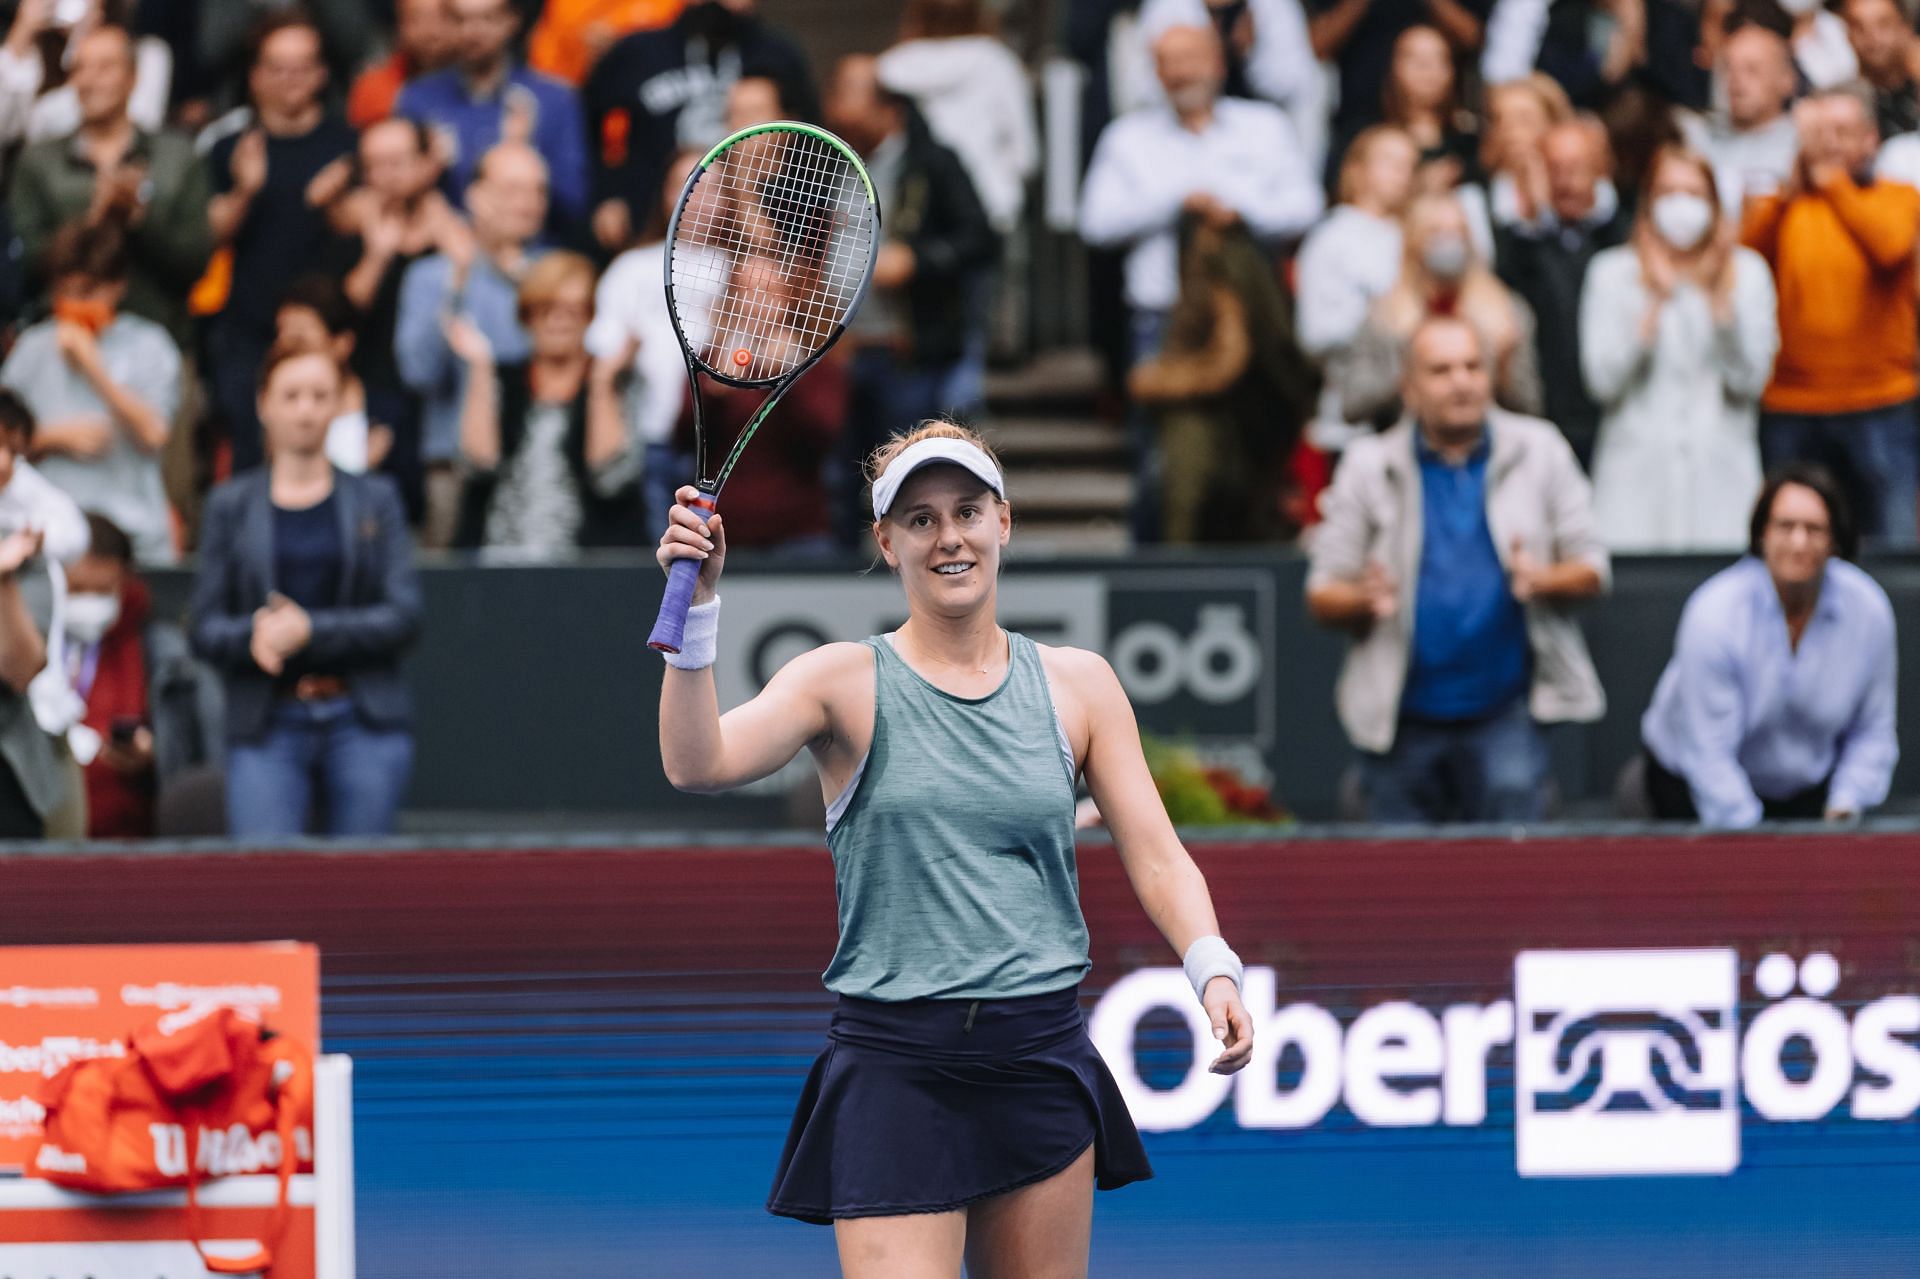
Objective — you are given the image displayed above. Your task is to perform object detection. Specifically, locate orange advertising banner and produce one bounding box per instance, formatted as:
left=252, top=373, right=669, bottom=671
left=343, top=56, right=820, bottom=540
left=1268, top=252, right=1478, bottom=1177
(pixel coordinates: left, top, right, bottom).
left=0, top=943, right=320, bottom=1172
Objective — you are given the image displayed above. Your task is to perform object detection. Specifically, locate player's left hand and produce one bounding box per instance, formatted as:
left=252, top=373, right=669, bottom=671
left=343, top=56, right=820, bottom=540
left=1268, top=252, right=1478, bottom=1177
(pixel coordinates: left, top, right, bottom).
left=1203, top=975, right=1254, bottom=1075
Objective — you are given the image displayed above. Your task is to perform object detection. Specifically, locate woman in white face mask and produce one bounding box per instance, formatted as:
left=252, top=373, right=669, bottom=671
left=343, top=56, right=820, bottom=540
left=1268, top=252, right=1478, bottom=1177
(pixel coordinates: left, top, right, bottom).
left=1338, top=190, right=1545, bottom=425
left=1580, top=144, right=1781, bottom=551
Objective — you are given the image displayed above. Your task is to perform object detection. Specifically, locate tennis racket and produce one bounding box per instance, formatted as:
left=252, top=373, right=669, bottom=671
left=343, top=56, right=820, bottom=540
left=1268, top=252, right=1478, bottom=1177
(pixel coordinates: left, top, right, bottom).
left=646, top=121, right=880, bottom=652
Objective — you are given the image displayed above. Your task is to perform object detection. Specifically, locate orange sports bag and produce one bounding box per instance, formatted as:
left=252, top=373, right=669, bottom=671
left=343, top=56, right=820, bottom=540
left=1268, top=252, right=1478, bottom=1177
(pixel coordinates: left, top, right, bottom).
left=27, top=1003, right=315, bottom=1275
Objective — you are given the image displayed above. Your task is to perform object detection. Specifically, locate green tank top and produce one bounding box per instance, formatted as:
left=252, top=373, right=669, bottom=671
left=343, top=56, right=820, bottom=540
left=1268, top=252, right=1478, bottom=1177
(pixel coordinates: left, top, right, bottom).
left=821, top=631, right=1091, bottom=1001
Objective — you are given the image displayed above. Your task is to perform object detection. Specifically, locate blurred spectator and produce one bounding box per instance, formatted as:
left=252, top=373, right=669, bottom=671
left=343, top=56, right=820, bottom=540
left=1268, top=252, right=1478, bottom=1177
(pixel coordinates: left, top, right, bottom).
left=0, top=390, right=75, bottom=837
left=0, top=390, right=88, bottom=565
left=1782, top=0, right=1857, bottom=89
left=189, top=0, right=379, bottom=120
left=1462, top=74, right=1573, bottom=246
left=1, top=222, right=179, bottom=565
left=1841, top=0, right=1918, bottom=142
left=347, top=0, right=457, bottom=129
left=587, top=147, right=700, bottom=531
left=526, top=0, right=682, bottom=86
left=1136, top=0, right=1327, bottom=166
left=204, top=10, right=357, bottom=474
left=1679, top=22, right=1799, bottom=210
left=189, top=341, right=421, bottom=838
left=276, top=275, right=393, bottom=476
left=395, top=0, right=590, bottom=238
left=585, top=0, right=815, bottom=253
left=9, top=23, right=211, bottom=347
left=1308, top=314, right=1608, bottom=824
left=1296, top=124, right=1419, bottom=450
left=1128, top=219, right=1314, bottom=542
left=0, top=388, right=89, bottom=839
left=0, top=0, right=172, bottom=149
left=60, top=506, right=167, bottom=837
left=877, top=0, right=1039, bottom=238
left=1479, top=0, right=1550, bottom=85
left=1743, top=84, right=1918, bottom=546
left=1641, top=0, right=1715, bottom=110
left=1583, top=145, right=1778, bottom=550
left=1309, top=0, right=1492, bottom=151
left=1532, top=0, right=1649, bottom=108
left=1494, top=116, right=1632, bottom=465
left=446, top=251, right=643, bottom=556
left=826, top=52, right=998, bottom=540
left=678, top=255, right=848, bottom=552
left=395, top=140, right=549, bottom=547
left=721, top=71, right=783, bottom=133
left=1339, top=191, right=1542, bottom=425
left=1081, top=23, right=1321, bottom=355
left=1641, top=465, right=1896, bottom=827
left=1603, top=77, right=1687, bottom=208
left=1382, top=24, right=1479, bottom=190
left=339, top=117, right=462, bottom=518
left=0, top=452, right=59, bottom=838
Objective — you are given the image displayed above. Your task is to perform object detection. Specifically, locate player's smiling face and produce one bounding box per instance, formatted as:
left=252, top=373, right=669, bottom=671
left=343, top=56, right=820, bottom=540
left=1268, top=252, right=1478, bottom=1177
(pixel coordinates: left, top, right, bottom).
left=875, top=465, right=1010, bottom=613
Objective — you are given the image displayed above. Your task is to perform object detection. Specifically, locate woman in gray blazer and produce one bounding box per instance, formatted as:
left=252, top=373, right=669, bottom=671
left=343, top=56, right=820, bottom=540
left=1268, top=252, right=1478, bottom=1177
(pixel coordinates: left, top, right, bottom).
left=189, top=340, right=423, bottom=836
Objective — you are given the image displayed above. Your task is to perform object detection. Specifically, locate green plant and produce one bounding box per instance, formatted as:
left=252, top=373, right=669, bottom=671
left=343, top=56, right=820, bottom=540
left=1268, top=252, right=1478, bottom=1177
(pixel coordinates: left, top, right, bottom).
left=1140, top=734, right=1286, bottom=825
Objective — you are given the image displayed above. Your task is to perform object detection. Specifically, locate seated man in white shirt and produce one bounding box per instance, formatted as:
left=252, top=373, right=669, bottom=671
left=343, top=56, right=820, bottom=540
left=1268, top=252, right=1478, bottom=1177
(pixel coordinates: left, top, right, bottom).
left=1080, top=22, right=1323, bottom=360
left=1132, top=0, right=1328, bottom=169
left=1079, top=22, right=1323, bottom=541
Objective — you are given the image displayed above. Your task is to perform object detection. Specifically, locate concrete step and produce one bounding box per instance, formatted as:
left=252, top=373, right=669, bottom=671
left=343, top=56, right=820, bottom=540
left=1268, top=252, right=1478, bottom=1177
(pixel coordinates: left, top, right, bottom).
left=985, top=417, right=1130, bottom=465
left=1009, top=519, right=1131, bottom=556
left=983, top=347, right=1108, bottom=416
left=1006, top=467, right=1133, bottom=517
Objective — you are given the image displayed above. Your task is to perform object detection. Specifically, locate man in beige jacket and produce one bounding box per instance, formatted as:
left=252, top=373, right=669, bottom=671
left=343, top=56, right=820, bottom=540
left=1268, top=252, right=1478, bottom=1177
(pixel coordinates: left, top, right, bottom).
left=1308, top=314, right=1609, bottom=822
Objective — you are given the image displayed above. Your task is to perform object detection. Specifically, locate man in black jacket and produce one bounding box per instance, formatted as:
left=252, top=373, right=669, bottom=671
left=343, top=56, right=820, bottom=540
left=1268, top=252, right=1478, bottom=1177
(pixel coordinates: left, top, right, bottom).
left=582, top=0, right=816, bottom=252
left=822, top=53, right=998, bottom=545
left=1495, top=116, right=1632, bottom=469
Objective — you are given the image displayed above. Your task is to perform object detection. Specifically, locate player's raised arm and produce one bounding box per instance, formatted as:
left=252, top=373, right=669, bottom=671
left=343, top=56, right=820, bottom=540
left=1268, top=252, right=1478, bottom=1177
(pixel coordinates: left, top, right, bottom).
left=654, top=484, right=831, bottom=793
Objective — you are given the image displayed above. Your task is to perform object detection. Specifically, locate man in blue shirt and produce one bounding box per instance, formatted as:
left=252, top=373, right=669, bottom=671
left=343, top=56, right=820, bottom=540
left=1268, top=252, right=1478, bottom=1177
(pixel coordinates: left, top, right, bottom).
left=395, top=0, right=590, bottom=242
left=1307, top=314, right=1610, bottom=822
left=393, top=142, right=548, bottom=547
left=1642, top=465, right=1899, bottom=827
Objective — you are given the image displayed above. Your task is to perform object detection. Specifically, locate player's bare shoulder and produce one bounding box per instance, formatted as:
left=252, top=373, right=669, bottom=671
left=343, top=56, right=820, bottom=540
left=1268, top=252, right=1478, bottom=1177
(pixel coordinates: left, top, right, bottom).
left=769, top=641, right=878, bottom=747
left=771, top=641, right=875, bottom=698
left=1035, top=642, right=1122, bottom=696
left=1034, top=642, right=1128, bottom=747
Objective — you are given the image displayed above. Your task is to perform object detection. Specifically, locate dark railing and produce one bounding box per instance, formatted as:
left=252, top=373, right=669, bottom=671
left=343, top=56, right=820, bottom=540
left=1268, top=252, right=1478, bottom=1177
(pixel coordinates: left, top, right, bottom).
left=137, top=549, right=1920, bottom=827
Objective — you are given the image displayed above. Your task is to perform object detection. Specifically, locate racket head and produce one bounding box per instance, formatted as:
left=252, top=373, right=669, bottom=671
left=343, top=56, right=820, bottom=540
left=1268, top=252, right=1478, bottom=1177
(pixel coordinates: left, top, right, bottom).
left=663, top=122, right=881, bottom=393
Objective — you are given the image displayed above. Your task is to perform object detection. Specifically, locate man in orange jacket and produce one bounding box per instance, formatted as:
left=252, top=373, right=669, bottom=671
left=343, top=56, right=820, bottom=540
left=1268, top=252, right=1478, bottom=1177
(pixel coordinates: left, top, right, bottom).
left=1742, top=83, right=1920, bottom=547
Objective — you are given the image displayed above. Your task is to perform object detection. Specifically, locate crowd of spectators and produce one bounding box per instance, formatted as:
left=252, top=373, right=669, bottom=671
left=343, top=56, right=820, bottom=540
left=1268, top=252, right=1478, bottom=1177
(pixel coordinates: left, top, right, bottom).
left=1071, top=0, right=1910, bottom=829
left=0, top=0, right=1899, bottom=838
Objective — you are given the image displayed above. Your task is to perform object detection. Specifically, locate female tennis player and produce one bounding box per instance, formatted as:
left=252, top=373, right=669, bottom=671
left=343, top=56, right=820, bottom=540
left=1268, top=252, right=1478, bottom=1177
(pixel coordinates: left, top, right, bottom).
left=656, top=420, right=1253, bottom=1278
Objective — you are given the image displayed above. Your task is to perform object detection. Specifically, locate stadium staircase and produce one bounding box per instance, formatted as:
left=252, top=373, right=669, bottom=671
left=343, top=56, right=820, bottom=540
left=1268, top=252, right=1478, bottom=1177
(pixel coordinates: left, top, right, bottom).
left=981, top=348, right=1133, bottom=554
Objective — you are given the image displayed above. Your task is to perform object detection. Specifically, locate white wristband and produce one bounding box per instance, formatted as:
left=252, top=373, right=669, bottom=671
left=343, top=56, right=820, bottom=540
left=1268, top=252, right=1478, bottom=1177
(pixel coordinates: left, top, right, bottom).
left=1183, top=935, right=1243, bottom=1004
left=662, top=596, right=720, bottom=670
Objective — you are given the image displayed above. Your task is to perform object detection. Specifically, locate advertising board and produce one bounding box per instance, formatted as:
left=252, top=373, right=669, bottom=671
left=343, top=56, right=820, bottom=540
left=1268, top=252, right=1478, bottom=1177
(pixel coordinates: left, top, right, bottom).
left=0, top=838, right=1915, bottom=1276
left=0, top=944, right=319, bottom=1170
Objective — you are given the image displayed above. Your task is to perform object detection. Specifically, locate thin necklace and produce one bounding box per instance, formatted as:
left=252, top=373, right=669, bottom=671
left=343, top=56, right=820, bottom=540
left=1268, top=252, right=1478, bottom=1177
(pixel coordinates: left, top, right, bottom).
left=902, top=627, right=1005, bottom=677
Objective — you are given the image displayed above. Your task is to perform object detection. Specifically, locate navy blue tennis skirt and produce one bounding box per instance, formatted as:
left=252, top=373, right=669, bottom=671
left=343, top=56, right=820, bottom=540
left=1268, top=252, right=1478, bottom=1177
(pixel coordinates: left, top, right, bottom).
left=766, top=985, right=1153, bottom=1223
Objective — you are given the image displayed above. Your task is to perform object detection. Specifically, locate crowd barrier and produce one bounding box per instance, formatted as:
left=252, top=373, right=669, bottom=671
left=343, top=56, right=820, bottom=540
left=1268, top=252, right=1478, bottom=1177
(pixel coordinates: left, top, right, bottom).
left=1, top=829, right=1916, bottom=1276
left=142, top=549, right=1920, bottom=827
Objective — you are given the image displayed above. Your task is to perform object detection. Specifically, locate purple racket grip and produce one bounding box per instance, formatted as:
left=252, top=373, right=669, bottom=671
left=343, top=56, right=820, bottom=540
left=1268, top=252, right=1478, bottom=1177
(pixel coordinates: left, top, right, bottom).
left=647, top=492, right=718, bottom=653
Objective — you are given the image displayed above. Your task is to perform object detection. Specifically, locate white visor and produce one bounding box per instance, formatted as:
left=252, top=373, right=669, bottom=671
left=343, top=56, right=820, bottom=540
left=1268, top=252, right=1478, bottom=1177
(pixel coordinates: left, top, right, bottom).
left=871, top=438, right=1007, bottom=518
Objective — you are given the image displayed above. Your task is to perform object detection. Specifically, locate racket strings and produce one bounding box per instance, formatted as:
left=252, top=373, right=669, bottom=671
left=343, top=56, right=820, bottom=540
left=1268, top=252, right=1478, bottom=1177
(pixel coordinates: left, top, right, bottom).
left=670, top=129, right=877, bottom=385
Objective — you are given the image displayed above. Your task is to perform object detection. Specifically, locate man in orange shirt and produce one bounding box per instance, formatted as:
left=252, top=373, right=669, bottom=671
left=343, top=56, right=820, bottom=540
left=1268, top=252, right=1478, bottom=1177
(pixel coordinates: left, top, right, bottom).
left=1742, top=83, right=1920, bottom=546
left=347, top=0, right=457, bottom=129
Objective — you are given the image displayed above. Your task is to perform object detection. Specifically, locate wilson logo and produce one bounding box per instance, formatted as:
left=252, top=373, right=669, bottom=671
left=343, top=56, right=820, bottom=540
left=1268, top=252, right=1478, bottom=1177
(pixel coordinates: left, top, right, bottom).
left=148, top=1123, right=312, bottom=1178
